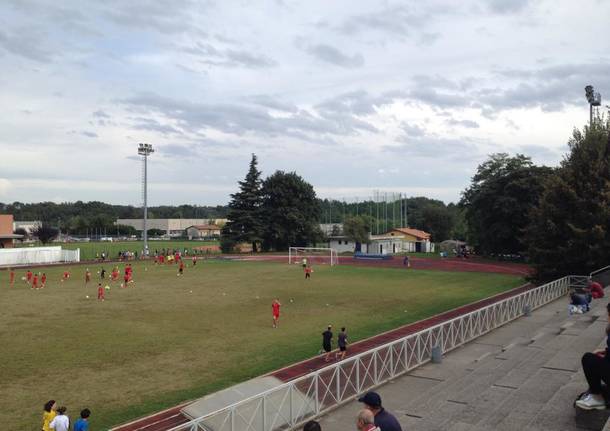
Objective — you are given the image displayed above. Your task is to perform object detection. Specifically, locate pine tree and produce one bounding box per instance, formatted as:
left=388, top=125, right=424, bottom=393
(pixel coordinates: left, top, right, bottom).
left=221, top=154, right=263, bottom=252
left=526, top=120, right=610, bottom=281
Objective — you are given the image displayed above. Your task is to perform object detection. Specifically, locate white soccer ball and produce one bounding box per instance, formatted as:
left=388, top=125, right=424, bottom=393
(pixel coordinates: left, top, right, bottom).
left=86, top=295, right=89, bottom=299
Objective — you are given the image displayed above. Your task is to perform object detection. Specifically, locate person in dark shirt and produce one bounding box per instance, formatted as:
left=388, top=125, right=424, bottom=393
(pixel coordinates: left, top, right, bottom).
left=577, top=303, right=610, bottom=410
left=358, top=391, right=403, bottom=431
left=335, top=327, right=348, bottom=360
left=322, top=325, right=333, bottom=362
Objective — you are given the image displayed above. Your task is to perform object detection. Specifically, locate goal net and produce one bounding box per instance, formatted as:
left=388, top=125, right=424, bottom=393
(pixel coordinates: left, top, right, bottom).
left=289, top=247, right=338, bottom=266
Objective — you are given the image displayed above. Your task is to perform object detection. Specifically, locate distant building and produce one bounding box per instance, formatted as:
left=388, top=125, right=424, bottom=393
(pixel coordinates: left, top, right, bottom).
left=320, top=223, right=343, bottom=236
left=185, top=224, right=222, bottom=239
left=0, top=215, right=23, bottom=248
left=13, top=220, right=41, bottom=234
left=328, top=227, right=434, bottom=255
left=116, top=219, right=227, bottom=237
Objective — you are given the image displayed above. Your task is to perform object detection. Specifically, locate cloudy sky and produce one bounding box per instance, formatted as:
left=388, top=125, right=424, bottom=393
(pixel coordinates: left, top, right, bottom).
left=1, top=0, right=609, bottom=206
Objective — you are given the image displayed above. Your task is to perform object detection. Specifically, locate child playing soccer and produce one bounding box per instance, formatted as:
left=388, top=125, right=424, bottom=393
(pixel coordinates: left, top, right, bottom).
left=32, top=273, right=39, bottom=290
left=26, top=270, right=33, bottom=285
left=62, top=270, right=70, bottom=282
left=178, top=260, right=185, bottom=276
left=41, top=273, right=47, bottom=288
left=97, top=283, right=105, bottom=301
left=85, top=269, right=91, bottom=284
left=9, top=269, right=14, bottom=287
left=192, top=256, right=197, bottom=266
left=272, top=299, right=281, bottom=328
left=304, top=265, right=313, bottom=279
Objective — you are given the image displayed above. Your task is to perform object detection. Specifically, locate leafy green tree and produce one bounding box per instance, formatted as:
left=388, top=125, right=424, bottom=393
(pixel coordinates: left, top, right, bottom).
left=526, top=122, right=610, bottom=281
left=343, top=215, right=371, bottom=246
left=221, top=154, right=264, bottom=252
left=260, top=171, right=322, bottom=251
left=460, top=153, right=552, bottom=255
left=32, top=223, right=59, bottom=244
left=147, top=228, right=165, bottom=237
left=420, top=204, right=454, bottom=242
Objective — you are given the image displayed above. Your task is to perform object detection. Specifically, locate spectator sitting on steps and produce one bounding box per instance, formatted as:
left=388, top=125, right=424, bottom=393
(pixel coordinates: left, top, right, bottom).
left=358, top=391, right=403, bottom=431
left=576, top=303, right=610, bottom=410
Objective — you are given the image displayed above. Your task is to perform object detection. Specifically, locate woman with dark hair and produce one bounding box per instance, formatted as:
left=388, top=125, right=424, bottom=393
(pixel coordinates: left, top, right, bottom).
left=41, top=400, right=56, bottom=431
left=576, top=303, right=610, bottom=410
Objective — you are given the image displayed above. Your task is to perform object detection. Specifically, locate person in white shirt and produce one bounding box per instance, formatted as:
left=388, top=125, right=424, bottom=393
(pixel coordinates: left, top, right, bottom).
left=49, top=406, right=69, bottom=431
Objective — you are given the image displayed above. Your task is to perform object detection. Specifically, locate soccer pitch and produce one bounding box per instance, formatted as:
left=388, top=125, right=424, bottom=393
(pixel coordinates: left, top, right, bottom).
left=0, top=260, right=524, bottom=430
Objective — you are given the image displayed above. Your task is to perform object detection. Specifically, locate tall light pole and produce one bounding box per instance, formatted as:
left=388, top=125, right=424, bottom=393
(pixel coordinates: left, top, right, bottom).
left=138, top=143, right=154, bottom=256
left=585, top=85, right=602, bottom=126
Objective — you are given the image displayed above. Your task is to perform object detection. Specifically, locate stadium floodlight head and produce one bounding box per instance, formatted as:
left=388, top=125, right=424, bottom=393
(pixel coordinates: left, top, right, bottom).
left=585, top=85, right=602, bottom=106
left=138, top=142, right=155, bottom=156
left=138, top=143, right=154, bottom=256
left=585, top=85, right=595, bottom=103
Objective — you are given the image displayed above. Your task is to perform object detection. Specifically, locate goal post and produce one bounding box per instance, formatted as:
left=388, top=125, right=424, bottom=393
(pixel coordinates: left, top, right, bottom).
left=288, top=247, right=338, bottom=266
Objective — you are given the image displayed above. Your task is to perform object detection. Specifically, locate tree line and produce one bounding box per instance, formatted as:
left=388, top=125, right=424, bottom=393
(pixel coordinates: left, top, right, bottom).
left=460, top=119, right=610, bottom=281
left=1, top=201, right=229, bottom=236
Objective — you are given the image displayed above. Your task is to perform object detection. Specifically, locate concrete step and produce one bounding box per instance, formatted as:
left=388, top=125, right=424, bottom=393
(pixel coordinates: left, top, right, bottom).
left=475, top=367, right=574, bottom=430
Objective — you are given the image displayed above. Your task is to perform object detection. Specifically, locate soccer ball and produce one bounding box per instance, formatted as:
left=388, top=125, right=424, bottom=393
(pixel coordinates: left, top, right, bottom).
left=21, top=276, right=26, bottom=281
left=105, top=285, right=110, bottom=291
left=86, top=295, right=89, bottom=299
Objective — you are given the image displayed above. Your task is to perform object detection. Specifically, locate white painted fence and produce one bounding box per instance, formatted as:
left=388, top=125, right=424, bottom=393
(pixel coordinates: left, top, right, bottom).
left=169, top=275, right=585, bottom=431
left=0, top=246, right=80, bottom=266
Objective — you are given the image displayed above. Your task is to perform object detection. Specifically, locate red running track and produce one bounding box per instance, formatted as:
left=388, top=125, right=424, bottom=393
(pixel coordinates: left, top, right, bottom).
left=236, top=254, right=532, bottom=276
left=111, top=281, right=533, bottom=431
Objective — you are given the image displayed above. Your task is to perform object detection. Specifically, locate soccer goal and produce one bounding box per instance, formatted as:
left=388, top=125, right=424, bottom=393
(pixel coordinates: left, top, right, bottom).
left=289, top=247, right=338, bottom=266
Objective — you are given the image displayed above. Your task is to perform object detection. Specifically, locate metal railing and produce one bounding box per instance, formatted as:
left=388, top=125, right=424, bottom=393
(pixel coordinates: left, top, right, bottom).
left=170, top=275, right=585, bottom=431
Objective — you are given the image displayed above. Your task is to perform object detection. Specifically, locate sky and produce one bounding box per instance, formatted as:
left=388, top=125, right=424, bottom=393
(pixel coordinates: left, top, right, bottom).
left=1, top=0, right=609, bottom=206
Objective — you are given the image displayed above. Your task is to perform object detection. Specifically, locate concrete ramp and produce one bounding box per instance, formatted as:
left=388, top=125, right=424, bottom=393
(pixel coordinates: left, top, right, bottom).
left=182, top=376, right=315, bottom=431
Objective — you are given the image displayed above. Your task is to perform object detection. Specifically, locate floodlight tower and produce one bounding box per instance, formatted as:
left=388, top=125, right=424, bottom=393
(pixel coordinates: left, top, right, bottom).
left=138, top=143, right=154, bottom=256
left=585, top=85, right=602, bottom=126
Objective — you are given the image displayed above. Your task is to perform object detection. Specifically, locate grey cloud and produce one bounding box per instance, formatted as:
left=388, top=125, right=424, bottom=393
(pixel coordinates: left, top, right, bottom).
left=447, top=119, right=479, bottom=128
left=92, top=110, right=111, bottom=119
left=409, top=87, right=471, bottom=108
left=184, top=42, right=276, bottom=68
left=390, top=134, right=481, bottom=161
left=119, top=91, right=381, bottom=140
left=339, top=5, right=422, bottom=37
left=0, top=29, right=54, bottom=63
left=486, top=0, right=530, bottom=14
left=303, top=43, right=364, bottom=68
left=81, top=131, right=98, bottom=138
left=402, top=123, right=426, bottom=137
left=101, top=0, right=207, bottom=35
left=315, top=90, right=395, bottom=116
left=130, top=117, right=182, bottom=135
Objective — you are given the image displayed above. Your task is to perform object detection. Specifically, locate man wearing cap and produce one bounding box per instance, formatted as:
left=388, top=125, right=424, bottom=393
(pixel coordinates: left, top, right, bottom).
left=358, top=391, right=403, bottom=431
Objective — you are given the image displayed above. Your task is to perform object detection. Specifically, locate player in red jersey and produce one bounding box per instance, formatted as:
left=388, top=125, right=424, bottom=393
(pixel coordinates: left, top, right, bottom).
left=9, top=269, right=15, bottom=287
left=97, top=283, right=105, bottom=301
left=26, top=270, right=33, bottom=285
left=272, top=299, right=281, bottom=328
left=178, top=260, right=185, bottom=276
left=41, top=273, right=47, bottom=288
left=62, top=270, right=70, bottom=282
left=32, top=273, right=39, bottom=289
left=304, top=265, right=313, bottom=280
left=111, top=267, right=119, bottom=281
left=192, top=256, right=197, bottom=266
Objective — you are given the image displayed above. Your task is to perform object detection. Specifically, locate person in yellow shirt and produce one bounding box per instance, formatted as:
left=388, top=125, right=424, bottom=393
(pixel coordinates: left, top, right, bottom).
left=42, top=400, right=57, bottom=431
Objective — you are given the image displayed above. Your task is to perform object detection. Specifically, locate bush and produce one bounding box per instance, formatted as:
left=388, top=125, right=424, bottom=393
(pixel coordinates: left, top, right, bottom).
left=220, top=237, right=236, bottom=253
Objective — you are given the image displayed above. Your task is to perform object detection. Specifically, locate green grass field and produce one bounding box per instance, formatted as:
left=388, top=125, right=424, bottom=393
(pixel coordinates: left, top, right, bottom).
left=16, top=240, right=219, bottom=260
left=0, top=260, right=524, bottom=430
